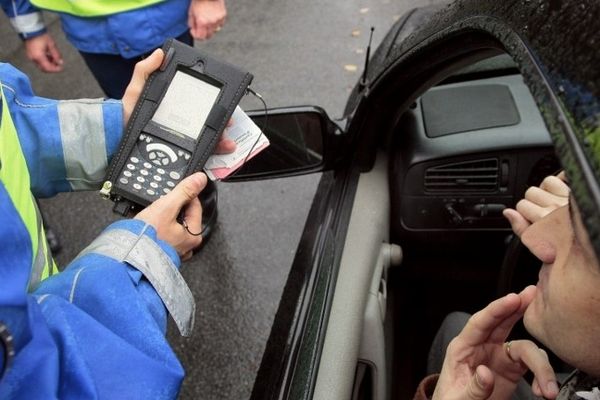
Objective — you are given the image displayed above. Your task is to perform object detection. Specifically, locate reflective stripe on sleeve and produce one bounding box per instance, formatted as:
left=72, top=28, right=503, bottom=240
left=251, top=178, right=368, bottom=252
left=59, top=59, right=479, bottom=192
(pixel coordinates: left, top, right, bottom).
left=57, top=100, right=109, bottom=190
left=9, top=13, right=44, bottom=35
left=75, top=227, right=195, bottom=337
left=27, top=198, right=53, bottom=291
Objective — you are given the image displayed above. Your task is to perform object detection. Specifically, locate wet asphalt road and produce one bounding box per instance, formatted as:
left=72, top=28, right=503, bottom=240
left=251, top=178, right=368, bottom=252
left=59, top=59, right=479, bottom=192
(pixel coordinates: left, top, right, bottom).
left=1, top=1, right=439, bottom=398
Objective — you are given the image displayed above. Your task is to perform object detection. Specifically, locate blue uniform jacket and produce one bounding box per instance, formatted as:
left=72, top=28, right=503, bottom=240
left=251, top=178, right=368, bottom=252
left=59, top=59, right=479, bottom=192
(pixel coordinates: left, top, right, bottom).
left=0, top=0, right=190, bottom=58
left=0, top=63, right=185, bottom=399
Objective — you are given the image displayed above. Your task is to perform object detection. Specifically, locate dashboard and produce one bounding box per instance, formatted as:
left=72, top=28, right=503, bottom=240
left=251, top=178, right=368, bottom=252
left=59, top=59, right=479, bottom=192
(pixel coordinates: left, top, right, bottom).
left=390, top=74, right=560, bottom=238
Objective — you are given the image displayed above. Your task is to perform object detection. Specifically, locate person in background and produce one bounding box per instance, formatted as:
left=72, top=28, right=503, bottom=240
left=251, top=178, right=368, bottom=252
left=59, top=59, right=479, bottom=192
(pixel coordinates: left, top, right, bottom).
left=0, top=49, right=233, bottom=398
left=414, top=173, right=600, bottom=399
left=1, top=0, right=227, bottom=97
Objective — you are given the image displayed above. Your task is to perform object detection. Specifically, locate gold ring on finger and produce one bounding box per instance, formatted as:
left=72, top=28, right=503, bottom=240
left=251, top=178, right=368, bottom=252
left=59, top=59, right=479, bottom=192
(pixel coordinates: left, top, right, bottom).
left=505, top=341, right=516, bottom=362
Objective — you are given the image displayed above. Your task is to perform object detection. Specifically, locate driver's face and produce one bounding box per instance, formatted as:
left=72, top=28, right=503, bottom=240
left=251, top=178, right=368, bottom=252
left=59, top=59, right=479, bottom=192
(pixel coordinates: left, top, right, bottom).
left=522, top=199, right=600, bottom=376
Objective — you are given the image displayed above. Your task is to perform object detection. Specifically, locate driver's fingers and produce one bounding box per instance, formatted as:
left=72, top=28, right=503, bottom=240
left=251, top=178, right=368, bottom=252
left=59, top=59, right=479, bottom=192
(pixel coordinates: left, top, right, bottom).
left=460, top=286, right=535, bottom=346
left=488, top=286, right=535, bottom=343
left=515, top=199, right=546, bottom=223
left=502, top=208, right=530, bottom=237
left=460, top=292, right=522, bottom=346
left=539, top=174, right=570, bottom=197
left=505, top=341, right=559, bottom=399
left=532, top=378, right=543, bottom=397
left=524, top=186, right=568, bottom=208
left=465, top=365, right=494, bottom=400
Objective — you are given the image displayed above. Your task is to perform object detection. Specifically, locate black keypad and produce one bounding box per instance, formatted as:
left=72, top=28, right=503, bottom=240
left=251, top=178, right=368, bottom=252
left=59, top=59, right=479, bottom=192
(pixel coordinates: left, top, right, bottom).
left=117, top=135, right=191, bottom=201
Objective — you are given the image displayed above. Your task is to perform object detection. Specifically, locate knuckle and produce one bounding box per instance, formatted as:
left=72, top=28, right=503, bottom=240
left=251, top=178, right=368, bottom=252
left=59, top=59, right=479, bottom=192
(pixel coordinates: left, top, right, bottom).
left=542, top=176, right=554, bottom=187
left=515, top=199, right=527, bottom=212
left=133, top=62, right=143, bottom=74
left=447, top=337, right=462, bottom=352
left=524, top=186, right=536, bottom=198
left=181, top=184, right=197, bottom=200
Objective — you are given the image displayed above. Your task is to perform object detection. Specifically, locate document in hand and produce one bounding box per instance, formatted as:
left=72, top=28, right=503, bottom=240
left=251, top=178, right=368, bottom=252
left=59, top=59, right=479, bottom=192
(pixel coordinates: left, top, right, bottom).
left=204, top=106, right=270, bottom=180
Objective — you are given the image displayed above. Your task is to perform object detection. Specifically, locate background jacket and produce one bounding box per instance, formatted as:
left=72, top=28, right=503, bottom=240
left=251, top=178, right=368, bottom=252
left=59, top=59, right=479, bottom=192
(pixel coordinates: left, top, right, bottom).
left=0, top=63, right=186, bottom=399
left=0, top=0, right=190, bottom=58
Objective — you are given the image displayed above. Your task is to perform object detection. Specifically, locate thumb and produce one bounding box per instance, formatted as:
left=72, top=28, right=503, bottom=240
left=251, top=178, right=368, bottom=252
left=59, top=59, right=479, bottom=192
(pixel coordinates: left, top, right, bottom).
left=466, top=366, right=494, bottom=400
left=502, top=208, right=529, bottom=237
left=165, top=172, right=207, bottom=213
left=134, top=48, right=164, bottom=81
left=122, top=49, right=164, bottom=122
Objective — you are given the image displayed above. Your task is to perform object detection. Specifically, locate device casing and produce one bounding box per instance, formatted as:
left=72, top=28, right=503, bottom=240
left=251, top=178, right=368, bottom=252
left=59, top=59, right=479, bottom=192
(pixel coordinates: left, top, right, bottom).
left=102, top=38, right=253, bottom=212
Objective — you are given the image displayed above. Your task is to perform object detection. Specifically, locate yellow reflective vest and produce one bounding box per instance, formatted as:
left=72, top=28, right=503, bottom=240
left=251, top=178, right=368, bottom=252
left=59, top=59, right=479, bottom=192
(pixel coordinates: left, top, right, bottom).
left=0, top=84, right=55, bottom=290
left=30, top=0, right=165, bottom=17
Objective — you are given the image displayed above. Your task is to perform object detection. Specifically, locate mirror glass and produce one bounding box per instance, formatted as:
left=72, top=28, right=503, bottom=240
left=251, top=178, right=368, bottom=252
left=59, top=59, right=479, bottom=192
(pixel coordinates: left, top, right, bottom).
left=225, top=109, right=326, bottom=180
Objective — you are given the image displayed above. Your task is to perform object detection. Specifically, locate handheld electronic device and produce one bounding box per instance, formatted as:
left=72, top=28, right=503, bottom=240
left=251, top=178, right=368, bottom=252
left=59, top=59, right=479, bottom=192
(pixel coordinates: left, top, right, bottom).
left=100, top=39, right=253, bottom=214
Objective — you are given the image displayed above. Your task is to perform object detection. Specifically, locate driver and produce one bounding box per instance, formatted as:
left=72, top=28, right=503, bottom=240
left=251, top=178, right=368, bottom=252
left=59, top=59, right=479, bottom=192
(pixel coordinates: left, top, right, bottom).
left=414, top=172, right=600, bottom=400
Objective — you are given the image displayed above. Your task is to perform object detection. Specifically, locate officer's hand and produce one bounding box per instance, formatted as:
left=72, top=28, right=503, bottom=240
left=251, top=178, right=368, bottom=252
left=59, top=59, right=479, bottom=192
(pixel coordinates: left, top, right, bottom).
left=121, top=49, right=236, bottom=153
left=24, top=33, right=63, bottom=73
left=188, top=0, right=227, bottom=40
left=135, top=172, right=207, bottom=260
left=122, top=49, right=164, bottom=124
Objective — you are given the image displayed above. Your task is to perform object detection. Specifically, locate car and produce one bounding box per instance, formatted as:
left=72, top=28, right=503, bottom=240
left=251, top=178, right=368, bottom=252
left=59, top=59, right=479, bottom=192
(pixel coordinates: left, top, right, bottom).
left=225, top=0, right=600, bottom=399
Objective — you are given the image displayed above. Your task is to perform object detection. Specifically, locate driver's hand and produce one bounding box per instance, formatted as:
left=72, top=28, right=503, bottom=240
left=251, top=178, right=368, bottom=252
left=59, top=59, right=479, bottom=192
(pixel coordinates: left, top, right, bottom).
left=432, top=286, right=559, bottom=400
left=135, top=172, right=207, bottom=261
left=503, top=171, right=569, bottom=237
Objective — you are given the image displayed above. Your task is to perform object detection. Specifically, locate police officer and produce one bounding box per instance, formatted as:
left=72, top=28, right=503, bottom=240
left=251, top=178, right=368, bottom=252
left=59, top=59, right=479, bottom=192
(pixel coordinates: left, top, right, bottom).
left=0, top=49, right=220, bottom=398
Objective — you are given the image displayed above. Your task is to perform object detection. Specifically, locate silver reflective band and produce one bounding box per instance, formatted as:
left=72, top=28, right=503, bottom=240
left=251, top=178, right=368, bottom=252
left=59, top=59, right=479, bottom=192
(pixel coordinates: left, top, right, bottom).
left=57, top=100, right=108, bottom=190
left=76, top=227, right=195, bottom=336
left=9, top=13, right=44, bottom=34
left=27, top=197, right=52, bottom=292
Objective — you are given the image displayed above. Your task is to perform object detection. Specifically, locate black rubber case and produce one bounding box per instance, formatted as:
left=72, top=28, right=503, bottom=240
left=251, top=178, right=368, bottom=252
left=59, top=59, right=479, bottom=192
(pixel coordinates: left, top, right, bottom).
left=102, top=38, right=253, bottom=213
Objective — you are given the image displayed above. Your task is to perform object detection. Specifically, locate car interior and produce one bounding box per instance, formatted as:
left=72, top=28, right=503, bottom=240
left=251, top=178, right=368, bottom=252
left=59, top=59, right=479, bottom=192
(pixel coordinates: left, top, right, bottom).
left=311, top=53, right=566, bottom=400
left=388, top=54, right=565, bottom=399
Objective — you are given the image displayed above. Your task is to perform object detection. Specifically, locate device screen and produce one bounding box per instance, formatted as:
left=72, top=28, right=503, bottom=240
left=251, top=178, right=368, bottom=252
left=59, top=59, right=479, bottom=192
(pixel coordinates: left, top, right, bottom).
left=152, top=70, right=221, bottom=140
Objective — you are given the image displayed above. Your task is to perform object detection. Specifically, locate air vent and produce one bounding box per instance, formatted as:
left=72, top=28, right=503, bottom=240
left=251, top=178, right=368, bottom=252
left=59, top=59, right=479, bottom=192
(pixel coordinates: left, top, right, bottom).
left=425, top=159, right=499, bottom=192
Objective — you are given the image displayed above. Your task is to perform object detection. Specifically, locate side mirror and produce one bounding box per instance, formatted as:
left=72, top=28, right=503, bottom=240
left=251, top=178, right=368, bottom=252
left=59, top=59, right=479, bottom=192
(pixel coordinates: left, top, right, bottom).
left=223, top=106, right=341, bottom=181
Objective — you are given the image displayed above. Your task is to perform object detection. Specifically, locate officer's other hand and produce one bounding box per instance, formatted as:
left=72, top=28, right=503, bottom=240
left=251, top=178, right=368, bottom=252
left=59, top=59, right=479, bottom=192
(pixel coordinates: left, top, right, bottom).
left=122, top=49, right=165, bottom=124
left=188, top=0, right=227, bottom=40
left=135, top=172, right=207, bottom=261
left=214, top=119, right=236, bottom=154
left=25, top=33, right=63, bottom=73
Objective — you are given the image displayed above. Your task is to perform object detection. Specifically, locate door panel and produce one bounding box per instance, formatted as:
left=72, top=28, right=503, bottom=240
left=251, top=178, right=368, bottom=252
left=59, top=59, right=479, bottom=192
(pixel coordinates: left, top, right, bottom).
left=313, top=152, right=393, bottom=399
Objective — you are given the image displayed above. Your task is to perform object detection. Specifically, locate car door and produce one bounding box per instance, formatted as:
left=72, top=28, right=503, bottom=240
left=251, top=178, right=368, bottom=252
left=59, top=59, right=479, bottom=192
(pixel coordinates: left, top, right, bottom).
left=250, top=1, right=600, bottom=400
